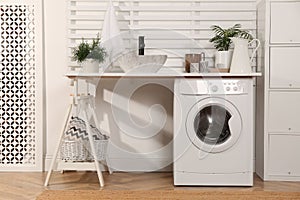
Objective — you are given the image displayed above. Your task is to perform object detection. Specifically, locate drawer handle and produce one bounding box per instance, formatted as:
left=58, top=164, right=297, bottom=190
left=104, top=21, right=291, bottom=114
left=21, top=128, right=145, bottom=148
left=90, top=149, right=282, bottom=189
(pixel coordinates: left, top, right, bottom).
left=288, top=128, right=291, bottom=131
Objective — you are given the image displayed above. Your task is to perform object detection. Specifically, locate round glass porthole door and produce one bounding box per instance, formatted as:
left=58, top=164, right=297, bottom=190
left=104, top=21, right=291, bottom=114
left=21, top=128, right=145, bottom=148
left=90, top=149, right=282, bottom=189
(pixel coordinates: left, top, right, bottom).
left=186, top=98, right=242, bottom=153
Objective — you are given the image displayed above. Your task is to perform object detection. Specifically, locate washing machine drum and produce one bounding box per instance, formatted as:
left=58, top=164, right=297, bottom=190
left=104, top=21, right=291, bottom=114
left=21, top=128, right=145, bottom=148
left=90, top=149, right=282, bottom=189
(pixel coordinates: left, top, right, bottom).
left=195, top=106, right=231, bottom=145
left=186, top=98, right=242, bottom=153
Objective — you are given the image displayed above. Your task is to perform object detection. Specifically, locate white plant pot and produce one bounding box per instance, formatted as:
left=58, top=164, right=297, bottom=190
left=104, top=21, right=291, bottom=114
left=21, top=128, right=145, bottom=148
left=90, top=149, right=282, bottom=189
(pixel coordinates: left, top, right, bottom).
left=81, top=59, right=100, bottom=73
left=214, top=50, right=233, bottom=69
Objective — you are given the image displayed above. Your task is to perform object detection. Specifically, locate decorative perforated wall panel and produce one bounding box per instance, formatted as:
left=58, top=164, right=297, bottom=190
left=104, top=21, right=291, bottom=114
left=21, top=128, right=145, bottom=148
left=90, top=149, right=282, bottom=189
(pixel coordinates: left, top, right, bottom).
left=0, top=5, right=36, bottom=165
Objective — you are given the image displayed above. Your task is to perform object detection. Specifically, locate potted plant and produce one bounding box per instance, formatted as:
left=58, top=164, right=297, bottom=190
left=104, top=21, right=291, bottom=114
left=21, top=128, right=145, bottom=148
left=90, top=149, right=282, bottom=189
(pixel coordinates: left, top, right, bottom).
left=209, top=24, right=253, bottom=71
left=72, top=34, right=107, bottom=73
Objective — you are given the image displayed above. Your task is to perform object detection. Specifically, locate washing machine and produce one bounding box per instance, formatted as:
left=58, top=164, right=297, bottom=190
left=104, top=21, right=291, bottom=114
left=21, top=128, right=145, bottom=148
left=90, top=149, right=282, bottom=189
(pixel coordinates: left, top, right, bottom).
left=173, top=78, right=254, bottom=186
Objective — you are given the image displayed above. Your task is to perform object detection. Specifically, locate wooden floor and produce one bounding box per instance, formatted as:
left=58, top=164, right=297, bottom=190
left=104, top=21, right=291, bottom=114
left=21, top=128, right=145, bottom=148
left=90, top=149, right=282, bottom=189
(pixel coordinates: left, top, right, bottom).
left=1, top=171, right=300, bottom=200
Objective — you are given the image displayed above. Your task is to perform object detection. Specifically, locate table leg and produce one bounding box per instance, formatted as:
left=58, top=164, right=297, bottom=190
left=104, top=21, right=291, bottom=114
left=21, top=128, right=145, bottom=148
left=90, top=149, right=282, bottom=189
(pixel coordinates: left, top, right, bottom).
left=104, top=156, right=113, bottom=174
left=83, top=109, right=104, bottom=188
left=88, top=103, right=113, bottom=174
left=44, top=104, right=73, bottom=186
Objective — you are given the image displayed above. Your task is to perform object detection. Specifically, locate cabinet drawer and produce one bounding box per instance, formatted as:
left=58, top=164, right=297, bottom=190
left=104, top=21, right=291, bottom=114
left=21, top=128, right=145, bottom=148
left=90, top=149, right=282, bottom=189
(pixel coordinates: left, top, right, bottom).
left=268, top=92, right=300, bottom=132
left=270, top=47, right=300, bottom=88
left=270, top=2, right=300, bottom=43
left=268, top=134, right=300, bottom=176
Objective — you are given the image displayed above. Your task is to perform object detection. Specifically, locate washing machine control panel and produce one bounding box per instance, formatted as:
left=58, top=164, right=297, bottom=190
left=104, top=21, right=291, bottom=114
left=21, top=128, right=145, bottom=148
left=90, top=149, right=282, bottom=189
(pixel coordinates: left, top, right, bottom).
left=208, top=80, right=246, bottom=94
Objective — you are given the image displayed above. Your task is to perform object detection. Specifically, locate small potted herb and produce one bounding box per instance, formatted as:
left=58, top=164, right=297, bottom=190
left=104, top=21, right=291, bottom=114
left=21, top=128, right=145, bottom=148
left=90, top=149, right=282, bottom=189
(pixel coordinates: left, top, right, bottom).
left=209, top=24, right=253, bottom=70
left=72, top=34, right=107, bottom=73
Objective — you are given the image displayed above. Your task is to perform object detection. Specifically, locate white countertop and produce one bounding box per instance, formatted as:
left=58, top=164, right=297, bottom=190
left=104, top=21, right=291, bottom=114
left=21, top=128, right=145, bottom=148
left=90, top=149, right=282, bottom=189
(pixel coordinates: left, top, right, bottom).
left=65, top=67, right=262, bottom=79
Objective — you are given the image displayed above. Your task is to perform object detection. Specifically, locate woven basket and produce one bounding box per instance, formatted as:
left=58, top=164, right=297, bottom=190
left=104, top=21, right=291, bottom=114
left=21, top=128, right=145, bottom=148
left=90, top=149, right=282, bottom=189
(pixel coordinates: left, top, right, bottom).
left=61, top=139, right=108, bottom=162
left=85, top=139, right=108, bottom=161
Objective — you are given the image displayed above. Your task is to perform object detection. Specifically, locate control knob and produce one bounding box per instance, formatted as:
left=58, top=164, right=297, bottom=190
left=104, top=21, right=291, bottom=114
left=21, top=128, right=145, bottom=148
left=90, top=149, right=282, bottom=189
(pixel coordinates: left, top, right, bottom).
left=211, top=85, right=218, bottom=92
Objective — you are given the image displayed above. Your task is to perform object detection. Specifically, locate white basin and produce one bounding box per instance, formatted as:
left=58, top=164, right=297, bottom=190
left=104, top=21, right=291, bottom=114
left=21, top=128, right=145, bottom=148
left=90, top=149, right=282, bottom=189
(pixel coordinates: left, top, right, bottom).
left=115, top=52, right=167, bottom=73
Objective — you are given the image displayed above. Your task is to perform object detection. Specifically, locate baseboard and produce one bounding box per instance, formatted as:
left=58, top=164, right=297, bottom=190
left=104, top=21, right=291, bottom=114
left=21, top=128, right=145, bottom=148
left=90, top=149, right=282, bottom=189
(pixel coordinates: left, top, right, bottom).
left=109, top=158, right=172, bottom=172
left=44, top=156, right=172, bottom=172
left=0, top=166, right=43, bottom=172
left=44, top=154, right=253, bottom=172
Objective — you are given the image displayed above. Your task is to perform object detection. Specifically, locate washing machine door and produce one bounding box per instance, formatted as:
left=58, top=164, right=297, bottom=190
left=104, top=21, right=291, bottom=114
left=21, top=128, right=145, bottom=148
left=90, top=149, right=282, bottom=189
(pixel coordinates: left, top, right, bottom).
left=186, top=97, right=242, bottom=153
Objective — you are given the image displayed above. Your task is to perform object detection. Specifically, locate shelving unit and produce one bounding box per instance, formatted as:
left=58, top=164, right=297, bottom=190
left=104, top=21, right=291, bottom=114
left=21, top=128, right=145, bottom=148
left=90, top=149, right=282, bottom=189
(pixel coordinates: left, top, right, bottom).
left=256, top=0, right=300, bottom=181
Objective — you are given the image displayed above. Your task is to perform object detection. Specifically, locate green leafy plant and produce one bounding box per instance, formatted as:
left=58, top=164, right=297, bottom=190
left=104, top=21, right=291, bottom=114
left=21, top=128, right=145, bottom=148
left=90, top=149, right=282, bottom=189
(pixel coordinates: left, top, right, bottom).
left=72, top=34, right=107, bottom=63
left=209, top=24, right=253, bottom=51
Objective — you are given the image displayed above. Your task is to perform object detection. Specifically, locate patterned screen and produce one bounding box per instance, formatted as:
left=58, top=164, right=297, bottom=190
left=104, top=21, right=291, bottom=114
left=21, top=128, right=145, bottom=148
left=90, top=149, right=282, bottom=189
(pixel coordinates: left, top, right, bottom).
left=0, top=5, right=36, bottom=165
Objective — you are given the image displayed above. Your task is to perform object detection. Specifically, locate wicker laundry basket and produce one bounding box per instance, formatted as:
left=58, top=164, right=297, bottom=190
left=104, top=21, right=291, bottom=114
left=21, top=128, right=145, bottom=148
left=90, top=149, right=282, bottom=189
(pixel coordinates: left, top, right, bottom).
left=60, top=139, right=108, bottom=162
left=84, top=139, right=108, bottom=161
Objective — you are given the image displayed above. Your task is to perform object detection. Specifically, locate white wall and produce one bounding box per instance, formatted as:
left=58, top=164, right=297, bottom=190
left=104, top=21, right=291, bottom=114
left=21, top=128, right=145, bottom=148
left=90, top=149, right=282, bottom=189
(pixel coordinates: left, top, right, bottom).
left=44, top=0, right=70, bottom=167
left=95, top=78, right=174, bottom=171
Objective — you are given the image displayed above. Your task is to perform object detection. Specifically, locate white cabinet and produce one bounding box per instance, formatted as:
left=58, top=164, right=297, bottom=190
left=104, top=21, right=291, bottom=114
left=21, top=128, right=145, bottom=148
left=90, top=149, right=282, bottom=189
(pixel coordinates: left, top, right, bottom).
left=270, top=1, right=300, bottom=43
left=256, top=0, right=300, bottom=181
left=270, top=47, right=300, bottom=88
left=268, top=92, right=300, bottom=132
left=268, top=134, right=300, bottom=176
